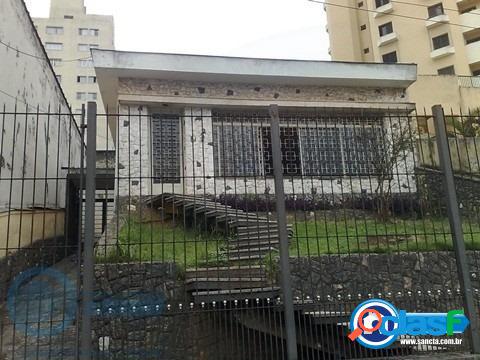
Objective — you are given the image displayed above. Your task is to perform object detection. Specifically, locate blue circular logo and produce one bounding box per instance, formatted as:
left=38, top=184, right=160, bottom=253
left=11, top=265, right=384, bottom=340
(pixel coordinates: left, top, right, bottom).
left=349, top=299, right=399, bottom=349
left=7, top=268, right=77, bottom=338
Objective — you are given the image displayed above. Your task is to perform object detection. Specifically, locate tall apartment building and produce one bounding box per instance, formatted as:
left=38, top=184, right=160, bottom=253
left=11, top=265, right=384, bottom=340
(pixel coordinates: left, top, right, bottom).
left=33, top=0, right=114, bottom=150
left=324, top=0, right=480, bottom=112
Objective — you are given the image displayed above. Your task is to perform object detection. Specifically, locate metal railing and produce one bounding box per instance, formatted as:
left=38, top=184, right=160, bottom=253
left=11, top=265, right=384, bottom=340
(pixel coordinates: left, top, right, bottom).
left=0, top=103, right=479, bottom=359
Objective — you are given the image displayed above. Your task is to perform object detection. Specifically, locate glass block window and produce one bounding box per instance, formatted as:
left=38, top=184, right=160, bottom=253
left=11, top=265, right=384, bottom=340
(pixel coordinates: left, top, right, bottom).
left=152, top=115, right=181, bottom=183
left=213, top=122, right=262, bottom=177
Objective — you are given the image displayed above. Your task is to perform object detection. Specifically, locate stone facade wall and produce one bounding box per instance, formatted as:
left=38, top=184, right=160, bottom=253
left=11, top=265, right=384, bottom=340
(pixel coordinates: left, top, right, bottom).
left=117, top=109, right=416, bottom=197
left=116, top=105, right=152, bottom=196
left=118, top=78, right=406, bottom=104
left=115, top=79, right=416, bottom=197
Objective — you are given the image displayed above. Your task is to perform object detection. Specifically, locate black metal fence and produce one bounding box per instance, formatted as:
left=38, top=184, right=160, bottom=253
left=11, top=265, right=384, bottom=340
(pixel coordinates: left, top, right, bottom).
left=0, top=103, right=479, bottom=359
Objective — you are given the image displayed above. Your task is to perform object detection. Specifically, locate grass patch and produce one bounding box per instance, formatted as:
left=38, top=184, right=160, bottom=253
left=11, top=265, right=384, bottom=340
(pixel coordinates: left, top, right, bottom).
left=291, top=216, right=480, bottom=256
left=99, top=217, right=228, bottom=269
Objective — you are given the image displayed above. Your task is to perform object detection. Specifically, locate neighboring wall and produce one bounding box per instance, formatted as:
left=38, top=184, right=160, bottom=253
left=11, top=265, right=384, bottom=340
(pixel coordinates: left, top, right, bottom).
left=0, top=0, right=82, bottom=257
left=408, top=75, right=480, bottom=114
left=417, top=137, right=480, bottom=173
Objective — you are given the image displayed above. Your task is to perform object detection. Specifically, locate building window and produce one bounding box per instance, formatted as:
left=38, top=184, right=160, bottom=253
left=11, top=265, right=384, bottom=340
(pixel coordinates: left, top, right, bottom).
left=375, top=0, right=390, bottom=8
left=77, top=76, right=97, bottom=83
left=382, top=51, right=398, bottom=63
left=64, top=15, right=74, bottom=19
left=358, top=1, right=364, bottom=7
left=78, top=59, right=94, bottom=67
left=46, top=26, right=64, bottom=35
left=360, top=24, right=367, bottom=30
left=76, top=92, right=97, bottom=101
left=460, top=6, right=477, bottom=14
left=45, top=42, right=63, bottom=51
left=151, top=115, right=181, bottom=183
left=212, top=113, right=383, bottom=177
left=432, top=33, right=450, bottom=50
left=50, top=58, right=62, bottom=67
left=78, top=44, right=99, bottom=51
left=466, top=35, right=480, bottom=45
left=473, top=69, right=480, bottom=76
left=428, top=3, right=444, bottom=18
left=364, top=48, right=370, bottom=54
left=79, top=28, right=99, bottom=36
left=437, top=65, right=455, bottom=75
left=378, top=22, right=393, bottom=37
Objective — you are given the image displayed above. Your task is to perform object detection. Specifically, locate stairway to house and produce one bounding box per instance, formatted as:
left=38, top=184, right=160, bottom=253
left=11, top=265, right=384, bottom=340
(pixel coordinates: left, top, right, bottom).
left=145, top=193, right=292, bottom=304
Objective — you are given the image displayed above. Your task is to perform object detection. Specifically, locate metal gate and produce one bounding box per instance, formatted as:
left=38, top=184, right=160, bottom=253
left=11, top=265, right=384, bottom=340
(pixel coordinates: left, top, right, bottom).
left=0, top=103, right=479, bottom=359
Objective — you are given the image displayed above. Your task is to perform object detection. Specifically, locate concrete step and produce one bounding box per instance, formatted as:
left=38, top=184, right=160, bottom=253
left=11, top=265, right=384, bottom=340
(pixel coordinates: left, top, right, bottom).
left=237, top=230, right=281, bottom=239
left=228, top=219, right=279, bottom=227
left=192, top=287, right=280, bottom=303
left=228, top=246, right=276, bottom=258
left=229, top=240, right=279, bottom=250
left=185, top=265, right=266, bottom=279
left=217, top=213, right=269, bottom=221
left=227, top=253, right=264, bottom=262
left=235, top=233, right=281, bottom=242
left=236, top=225, right=293, bottom=233
left=186, top=277, right=269, bottom=291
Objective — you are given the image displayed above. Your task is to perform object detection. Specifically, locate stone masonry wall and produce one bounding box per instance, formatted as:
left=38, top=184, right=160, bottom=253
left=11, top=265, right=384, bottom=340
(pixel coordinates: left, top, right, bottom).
left=288, top=251, right=480, bottom=312
left=417, top=167, right=480, bottom=215
left=92, top=262, right=264, bottom=359
left=118, top=78, right=406, bottom=104
left=117, top=108, right=416, bottom=197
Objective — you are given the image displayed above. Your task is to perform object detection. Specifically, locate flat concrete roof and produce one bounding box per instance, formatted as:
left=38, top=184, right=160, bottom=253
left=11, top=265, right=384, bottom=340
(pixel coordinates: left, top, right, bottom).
left=92, top=49, right=417, bottom=110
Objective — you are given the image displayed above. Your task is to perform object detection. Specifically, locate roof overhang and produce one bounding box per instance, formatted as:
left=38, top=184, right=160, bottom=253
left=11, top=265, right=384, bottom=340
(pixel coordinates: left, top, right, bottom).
left=92, top=49, right=417, bottom=111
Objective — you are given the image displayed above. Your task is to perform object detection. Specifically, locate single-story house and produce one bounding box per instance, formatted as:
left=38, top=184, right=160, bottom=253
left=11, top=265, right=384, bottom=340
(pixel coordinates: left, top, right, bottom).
left=92, top=50, right=417, bottom=198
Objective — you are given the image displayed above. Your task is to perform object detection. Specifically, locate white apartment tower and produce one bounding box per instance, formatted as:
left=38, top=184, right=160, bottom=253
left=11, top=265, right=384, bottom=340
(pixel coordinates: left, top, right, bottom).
left=33, top=0, right=114, bottom=150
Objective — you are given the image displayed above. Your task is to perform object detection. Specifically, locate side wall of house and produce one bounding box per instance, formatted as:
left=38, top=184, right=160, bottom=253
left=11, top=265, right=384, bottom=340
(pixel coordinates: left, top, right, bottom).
left=0, top=0, right=83, bottom=257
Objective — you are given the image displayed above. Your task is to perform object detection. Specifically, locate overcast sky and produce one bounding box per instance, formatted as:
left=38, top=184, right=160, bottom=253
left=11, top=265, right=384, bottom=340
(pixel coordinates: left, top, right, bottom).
left=25, top=0, right=330, bottom=60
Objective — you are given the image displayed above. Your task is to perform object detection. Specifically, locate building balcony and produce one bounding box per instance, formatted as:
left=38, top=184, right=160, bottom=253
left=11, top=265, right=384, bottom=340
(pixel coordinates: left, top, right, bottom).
left=466, top=40, right=480, bottom=64
left=459, top=11, right=480, bottom=33
left=430, top=45, right=455, bottom=59
left=425, top=14, right=450, bottom=29
left=377, top=32, right=398, bottom=47
left=374, top=2, right=393, bottom=18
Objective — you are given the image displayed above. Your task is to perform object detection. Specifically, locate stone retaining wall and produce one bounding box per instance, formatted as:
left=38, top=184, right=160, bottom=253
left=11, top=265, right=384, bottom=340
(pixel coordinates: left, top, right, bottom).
left=288, top=251, right=480, bottom=312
